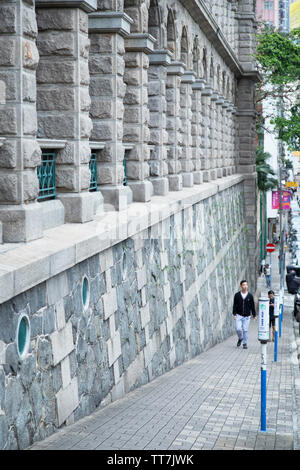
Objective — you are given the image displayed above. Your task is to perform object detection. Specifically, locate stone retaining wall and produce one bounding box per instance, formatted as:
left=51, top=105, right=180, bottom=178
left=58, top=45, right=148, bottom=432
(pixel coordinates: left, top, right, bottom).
left=0, top=181, right=248, bottom=449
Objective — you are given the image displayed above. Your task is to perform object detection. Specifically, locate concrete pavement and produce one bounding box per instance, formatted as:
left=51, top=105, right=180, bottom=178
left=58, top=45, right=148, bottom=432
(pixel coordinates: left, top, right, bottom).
left=28, top=249, right=300, bottom=451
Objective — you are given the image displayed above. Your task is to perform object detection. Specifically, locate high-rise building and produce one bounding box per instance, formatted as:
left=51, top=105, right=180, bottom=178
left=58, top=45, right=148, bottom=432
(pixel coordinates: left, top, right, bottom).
left=256, top=0, right=291, bottom=31
left=290, top=0, right=300, bottom=29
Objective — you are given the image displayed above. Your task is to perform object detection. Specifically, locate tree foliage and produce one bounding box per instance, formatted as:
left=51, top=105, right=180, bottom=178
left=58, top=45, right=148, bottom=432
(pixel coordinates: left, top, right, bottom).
left=255, top=26, right=300, bottom=150
left=256, top=148, right=278, bottom=192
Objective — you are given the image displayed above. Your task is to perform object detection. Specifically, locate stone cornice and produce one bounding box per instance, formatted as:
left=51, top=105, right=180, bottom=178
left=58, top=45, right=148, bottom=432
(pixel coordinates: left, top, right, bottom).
left=35, top=0, right=97, bottom=12
left=178, top=0, right=257, bottom=79
left=88, top=11, right=133, bottom=37
left=191, top=78, right=206, bottom=90
left=125, top=33, right=156, bottom=54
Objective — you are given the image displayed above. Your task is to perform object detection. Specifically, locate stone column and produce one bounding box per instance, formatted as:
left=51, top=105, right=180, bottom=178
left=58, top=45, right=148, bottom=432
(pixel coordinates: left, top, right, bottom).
left=123, top=33, right=155, bottom=202
left=191, top=79, right=205, bottom=184
left=210, top=90, right=219, bottom=180
left=201, top=83, right=213, bottom=182
left=216, top=94, right=224, bottom=175
left=88, top=11, right=133, bottom=211
left=36, top=0, right=101, bottom=223
left=0, top=0, right=43, bottom=242
left=180, top=71, right=195, bottom=188
left=166, top=62, right=185, bottom=192
left=148, top=50, right=172, bottom=196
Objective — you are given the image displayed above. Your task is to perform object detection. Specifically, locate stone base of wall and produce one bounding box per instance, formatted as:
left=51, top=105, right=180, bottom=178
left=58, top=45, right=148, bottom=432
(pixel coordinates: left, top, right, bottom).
left=0, top=175, right=252, bottom=449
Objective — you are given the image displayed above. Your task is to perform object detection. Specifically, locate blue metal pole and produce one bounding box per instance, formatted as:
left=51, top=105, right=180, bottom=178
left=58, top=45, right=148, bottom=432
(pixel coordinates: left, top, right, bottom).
left=261, top=342, right=267, bottom=432
left=279, top=303, right=282, bottom=338
left=274, top=330, right=278, bottom=362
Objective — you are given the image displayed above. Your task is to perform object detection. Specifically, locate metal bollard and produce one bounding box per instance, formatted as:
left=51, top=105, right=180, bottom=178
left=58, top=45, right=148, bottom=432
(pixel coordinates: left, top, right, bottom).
left=258, top=296, right=270, bottom=432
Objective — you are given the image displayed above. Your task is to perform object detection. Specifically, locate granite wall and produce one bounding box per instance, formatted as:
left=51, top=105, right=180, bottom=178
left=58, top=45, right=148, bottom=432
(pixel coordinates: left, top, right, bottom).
left=0, top=181, right=248, bottom=449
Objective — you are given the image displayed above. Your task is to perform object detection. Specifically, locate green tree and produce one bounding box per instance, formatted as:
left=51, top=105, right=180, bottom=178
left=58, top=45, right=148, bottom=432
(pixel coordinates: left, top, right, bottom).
left=255, top=26, right=300, bottom=150
left=255, top=149, right=278, bottom=191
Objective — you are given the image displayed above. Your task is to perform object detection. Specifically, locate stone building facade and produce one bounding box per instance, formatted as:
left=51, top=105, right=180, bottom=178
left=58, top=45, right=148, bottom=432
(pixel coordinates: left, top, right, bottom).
left=0, top=0, right=259, bottom=449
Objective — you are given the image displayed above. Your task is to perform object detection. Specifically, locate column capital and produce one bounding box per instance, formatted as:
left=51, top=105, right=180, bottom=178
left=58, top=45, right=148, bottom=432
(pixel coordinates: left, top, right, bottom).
left=125, top=33, right=156, bottom=54
left=166, top=61, right=186, bottom=76
left=181, top=70, right=196, bottom=84
left=149, top=49, right=173, bottom=66
left=201, top=85, right=213, bottom=96
left=88, top=11, right=133, bottom=37
left=191, top=78, right=206, bottom=90
left=35, top=0, right=97, bottom=12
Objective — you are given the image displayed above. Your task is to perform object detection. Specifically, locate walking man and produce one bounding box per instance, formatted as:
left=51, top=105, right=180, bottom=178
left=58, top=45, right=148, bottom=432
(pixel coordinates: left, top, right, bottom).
left=233, top=280, right=256, bottom=349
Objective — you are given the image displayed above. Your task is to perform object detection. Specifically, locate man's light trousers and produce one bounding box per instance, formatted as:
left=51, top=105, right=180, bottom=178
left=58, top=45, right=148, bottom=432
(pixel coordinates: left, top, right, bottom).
left=235, top=314, right=251, bottom=345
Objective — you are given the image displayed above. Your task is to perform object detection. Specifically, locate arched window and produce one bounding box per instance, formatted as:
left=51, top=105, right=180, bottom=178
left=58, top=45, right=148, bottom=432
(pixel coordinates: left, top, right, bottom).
left=167, top=9, right=176, bottom=55
left=180, top=26, right=188, bottom=67
left=193, top=37, right=200, bottom=76
left=202, top=48, right=207, bottom=81
left=209, top=57, right=214, bottom=88
left=148, top=0, right=161, bottom=48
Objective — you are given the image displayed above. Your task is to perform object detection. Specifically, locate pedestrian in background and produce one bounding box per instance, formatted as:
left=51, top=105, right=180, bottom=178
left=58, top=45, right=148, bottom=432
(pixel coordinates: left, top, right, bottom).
left=233, top=280, right=257, bottom=350
left=268, top=290, right=275, bottom=342
left=264, top=263, right=271, bottom=288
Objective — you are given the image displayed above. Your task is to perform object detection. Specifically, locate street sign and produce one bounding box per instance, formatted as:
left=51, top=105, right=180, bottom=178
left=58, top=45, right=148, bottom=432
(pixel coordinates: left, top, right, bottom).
left=258, top=297, right=270, bottom=342
left=266, top=243, right=275, bottom=253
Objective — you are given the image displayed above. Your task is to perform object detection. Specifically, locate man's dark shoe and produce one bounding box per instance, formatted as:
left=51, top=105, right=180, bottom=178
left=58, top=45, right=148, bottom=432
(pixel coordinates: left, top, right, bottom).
left=243, top=344, right=248, bottom=349
left=237, top=339, right=242, bottom=347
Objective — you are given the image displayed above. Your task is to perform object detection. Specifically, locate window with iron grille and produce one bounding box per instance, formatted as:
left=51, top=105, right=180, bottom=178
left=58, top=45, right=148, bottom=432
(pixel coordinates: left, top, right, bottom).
left=37, top=150, right=56, bottom=202
left=89, top=151, right=98, bottom=192
left=123, top=150, right=130, bottom=186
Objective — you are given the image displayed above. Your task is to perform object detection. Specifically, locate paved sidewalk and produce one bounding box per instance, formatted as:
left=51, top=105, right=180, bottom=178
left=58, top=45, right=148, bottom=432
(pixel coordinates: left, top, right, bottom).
left=29, top=250, right=300, bottom=451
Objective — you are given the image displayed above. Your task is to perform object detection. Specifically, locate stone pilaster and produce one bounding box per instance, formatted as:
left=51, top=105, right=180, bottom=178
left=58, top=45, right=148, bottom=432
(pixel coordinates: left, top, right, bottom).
left=88, top=11, right=133, bottom=210
left=191, top=79, right=205, bottom=184
left=148, top=50, right=172, bottom=196
left=166, top=61, right=185, bottom=192
left=36, top=0, right=101, bottom=223
left=210, top=90, right=219, bottom=180
left=201, top=83, right=213, bottom=182
left=180, top=71, right=196, bottom=187
left=0, top=0, right=43, bottom=242
left=216, top=94, right=224, bottom=175
left=123, top=33, right=155, bottom=202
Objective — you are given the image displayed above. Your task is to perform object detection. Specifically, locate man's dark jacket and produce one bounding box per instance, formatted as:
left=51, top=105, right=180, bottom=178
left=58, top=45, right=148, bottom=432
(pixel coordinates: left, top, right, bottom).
left=232, top=292, right=256, bottom=317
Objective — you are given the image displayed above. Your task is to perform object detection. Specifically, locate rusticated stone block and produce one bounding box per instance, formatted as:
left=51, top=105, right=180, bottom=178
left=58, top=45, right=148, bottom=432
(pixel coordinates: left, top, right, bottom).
left=0, top=109, right=17, bottom=135
left=37, top=88, right=75, bottom=111
left=23, top=72, right=36, bottom=102
left=0, top=6, right=16, bottom=33
left=23, top=107, right=38, bottom=135
left=38, top=115, right=76, bottom=139
left=36, top=9, right=75, bottom=31
left=37, top=32, right=75, bottom=56
left=90, top=99, right=113, bottom=119
left=22, top=6, right=38, bottom=39
left=56, top=166, right=77, bottom=191
left=0, top=140, right=17, bottom=168
left=0, top=38, right=16, bottom=66
left=22, top=40, right=39, bottom=70
left=37, top=60, right=75, bottom=84
left=23, top=140, right=41, bottom=168
left=23, top=170, right=39, bottom=201
left=0, top=174, right=18, bottom=203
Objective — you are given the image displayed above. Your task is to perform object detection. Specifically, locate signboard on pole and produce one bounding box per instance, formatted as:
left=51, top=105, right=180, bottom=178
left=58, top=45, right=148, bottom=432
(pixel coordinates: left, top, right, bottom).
left=271, top=190, right=291, bottom=210
left=286, top=181, right=298, bottom=188
left=258, top=297, right=270, bottom=342
left=266, top=243, right=275, bottom=253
